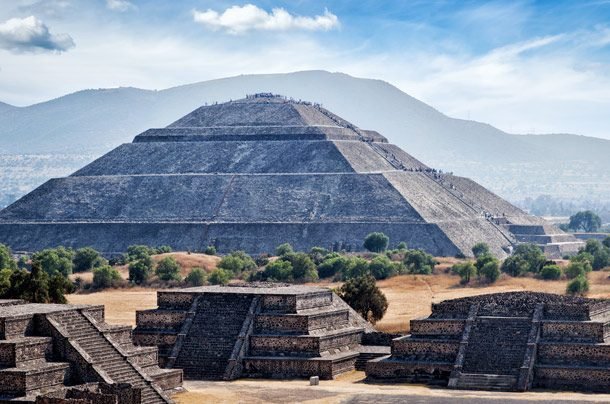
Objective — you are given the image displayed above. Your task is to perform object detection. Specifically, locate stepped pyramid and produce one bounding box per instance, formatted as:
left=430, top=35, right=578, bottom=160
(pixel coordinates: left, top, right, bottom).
left=0, top=93, right=583, bottom=257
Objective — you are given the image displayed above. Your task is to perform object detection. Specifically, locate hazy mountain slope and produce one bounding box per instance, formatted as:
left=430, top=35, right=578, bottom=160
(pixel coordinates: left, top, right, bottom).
left=0, top=70, right=609, bottom=206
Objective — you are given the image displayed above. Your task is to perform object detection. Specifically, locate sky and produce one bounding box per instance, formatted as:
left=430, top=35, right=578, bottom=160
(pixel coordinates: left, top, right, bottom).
left=1, top=0, right=610, bottom=138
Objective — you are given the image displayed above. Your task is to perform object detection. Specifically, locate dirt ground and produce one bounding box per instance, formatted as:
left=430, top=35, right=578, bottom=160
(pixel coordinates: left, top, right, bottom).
left=173, top=371, right=610, bottom=403
left=66, top=268, right=610, bottom=331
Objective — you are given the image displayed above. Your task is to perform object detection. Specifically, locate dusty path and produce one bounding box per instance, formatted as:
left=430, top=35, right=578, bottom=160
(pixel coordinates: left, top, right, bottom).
left=174, top=372, right=610, bottom=403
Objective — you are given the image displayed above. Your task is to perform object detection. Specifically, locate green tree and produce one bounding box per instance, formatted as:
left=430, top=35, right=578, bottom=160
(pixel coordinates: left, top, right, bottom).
left=27, top=262, right=50, bottom=303
left=275, top=243, right=294, bottom=257
left=603, top=236, right=610, bottom=249
left=0, top=268, right=12, bottom=297
left=566, top=275, right=589, bottom=295
left=338, top=275, right=388, bottom=324
left=283, top=253, right=318, bottom=282
left=453, top=262, right=477, bottom=285
left=217, top=251, right=256, bottom=274
left=126, top=245, right=154, bottom=262
left=479, top=260, right=501, bottom=283
left=7, top=269, right=30, bottom=300
left=73, top=247, right=106, bottom=273
left=128, top=255, right=154, bottom=284
left=540, top=264, right=562, bottom=280
left=208, top=268, right=232, bottom=285
left=471, top=242, right=491, bottom=258
left=501, top=244, right=546, bottom=276
left=342, top=257, right=371, bottom=280
left=397, top=242, right=408, bottom=251
left=363, top=232, right=389, bottom=253
left=262, top=260, right=293, bottom=281
left=93, top=265, right=122, bottom=289
left=155, top=256, right=181, bottom=281
left=32, top=247, right=74, bottom=277
left=309, top=247, right=329, bottom=265
left=368, top=255, right=402, bottom=280
left=565, top=260, right=592, bottom=279
left=501, top=256, right=529, bottom=277
left=0, top=244, right=17, bottom=270
left=317, top=255, right=349, bottom=279
left=17, top=256, right=30, bottom=270
left=185, top=268, right=207, bottom=286
left=154, top=245, right=172, bottom=254
left=204, top=246, right=216, bottom=255
left=48, top=273, right=73, bottom=303
left=403, top=249, right=435, bottom=274
left=569, top=211, right=602, bottom=232
left=475, top=254, right=497, bottom=271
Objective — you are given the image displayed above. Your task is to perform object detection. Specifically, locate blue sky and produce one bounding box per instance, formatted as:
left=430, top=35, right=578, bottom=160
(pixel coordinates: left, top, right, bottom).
left=1, top=1, right=610, bottom=138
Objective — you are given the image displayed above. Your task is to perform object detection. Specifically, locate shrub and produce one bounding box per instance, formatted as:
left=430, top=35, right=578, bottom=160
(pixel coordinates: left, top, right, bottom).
left=155, top=257, right=181, bottom=281
left=368, top=255, right=402, bottom=280
left=396, top=242, right=408, bottom=251
left=540, top=264, right=562, bottom=280
left=566, top=275, right=589, bottom=295
left=453, top=262, right=477, bottom=284
left=281, top=253, right=318, bottom=282
left=501, top=256, right=529, bottom=277
left=204, top=246, right=217, bottom=256
left=255, top=254, right=270, bottom=267
left=128, top=256, right=154, bottom=284
left=317, top=255, right=350, bottom=279
left=593, top=248, right=610, bottom=270
left=342, top=257, right=371, bottom=280
left=108, top=254, right=127, bottom=266
left=155, top=245, right=172, bottom=254
left=363, top=232, right=389, bottom=253
left=338, top=274, right=388, bottom=324
left=73, top=247, right=106, bottom=273
left=0, top=244, right=17, bottom=270
left=185, top=268, right=207, bottom=286
left=475, top=254, right=496, bottom=271
left=32, top=247, right=74, bottom=277
left=565, top=260, right=592, bottom=279
left=471, top=242, right=490, bottom=258
left=92, top=265, right=122, bottom=289
left=513, top=244, right=546, bottom=273
left=403, top=249, right=435, bottom=274
left=479, top=261, right=500, bottom=283
left=309, top=247, right=329, bottom=265
left=275, top=243, right=294, bottom=257
left=126, top=245, right=154, bottom=262
left=584, top=239, right=604, bottom=256
left=262, top=260, right=293, bottom=282
left=208, top=268, right=232, bottom=285
left=217, top=251, right=256, bottom=274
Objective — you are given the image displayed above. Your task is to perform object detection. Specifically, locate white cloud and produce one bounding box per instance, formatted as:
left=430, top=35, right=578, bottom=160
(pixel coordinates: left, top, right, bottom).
left=192, top=4, right=339, bottom=34
left=0, top=16, right=74, bottom=52
left=106, top=0, right=136, bottom=12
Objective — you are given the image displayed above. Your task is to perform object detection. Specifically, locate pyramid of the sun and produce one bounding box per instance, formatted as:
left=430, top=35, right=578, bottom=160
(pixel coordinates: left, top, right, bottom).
left=0, top=94, right=583, bottom=257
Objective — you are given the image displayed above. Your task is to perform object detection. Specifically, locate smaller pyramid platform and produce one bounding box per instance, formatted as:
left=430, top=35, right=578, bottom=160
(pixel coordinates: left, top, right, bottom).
left=0, top=299, right=181, bottom=403
left=133, top=283, right=378, bottom=380
left=366, top=292, right=610, bottom=392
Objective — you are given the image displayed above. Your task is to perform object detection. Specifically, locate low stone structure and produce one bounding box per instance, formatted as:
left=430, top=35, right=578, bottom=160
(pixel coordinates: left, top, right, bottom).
left=0, top=299, right=181, bottom=403
left=133, top=283, right=386, bottom=380
left=366, top=291, right=610, bottom=392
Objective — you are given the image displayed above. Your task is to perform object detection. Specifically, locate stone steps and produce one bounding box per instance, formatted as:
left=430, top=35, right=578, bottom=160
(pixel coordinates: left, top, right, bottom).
left=454, top=373, right=517, bottom=391
left=50, top=310, right=170, bottom=404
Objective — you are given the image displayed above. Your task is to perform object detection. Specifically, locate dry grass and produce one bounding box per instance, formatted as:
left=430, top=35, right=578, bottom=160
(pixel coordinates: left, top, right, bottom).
left=68, top=252, right=221, bottom=284
left=67, top=288, right=157, bottom=326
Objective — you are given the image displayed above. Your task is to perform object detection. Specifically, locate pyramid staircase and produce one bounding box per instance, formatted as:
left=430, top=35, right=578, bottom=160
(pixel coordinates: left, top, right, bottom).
left=0, top=300, right=181, bottom=403
left=134, top=285, right=371, bottom=380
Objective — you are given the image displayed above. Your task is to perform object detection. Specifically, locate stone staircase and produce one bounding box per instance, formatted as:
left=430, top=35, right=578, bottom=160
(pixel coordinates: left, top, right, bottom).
left=173, top=294, right=255, bottom=380
left=49, top=310, right=170, bottom=404
left=453, top=373, right=518, bottom=391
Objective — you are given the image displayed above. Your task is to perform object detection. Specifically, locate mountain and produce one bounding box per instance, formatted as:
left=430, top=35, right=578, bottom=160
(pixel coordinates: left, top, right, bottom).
left=0, top=70, right=609, bottom=205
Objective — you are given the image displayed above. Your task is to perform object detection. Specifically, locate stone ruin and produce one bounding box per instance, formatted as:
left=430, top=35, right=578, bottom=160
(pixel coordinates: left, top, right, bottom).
left=366, top=291, right=610, bottom=392
left=133, top=284, right=388, bottom=380
left=0, top=93, right=583, bottom=259
left=0, top=299, right=181, bottom=403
